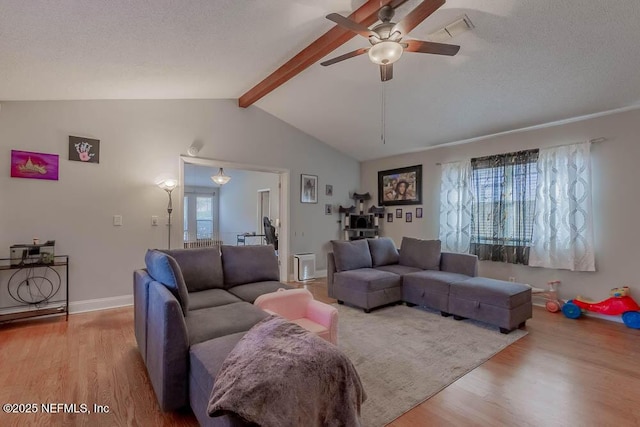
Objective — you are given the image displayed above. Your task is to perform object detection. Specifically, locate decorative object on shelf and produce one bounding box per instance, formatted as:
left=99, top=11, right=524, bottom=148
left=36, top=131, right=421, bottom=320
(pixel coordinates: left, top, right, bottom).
left=378, top=164, right=422, bottom=206
left=387, top=213, right=393, bottom=223
left=211, top=168, right=231, bottom=185
left=326, top=184, right=333, bottom=197
left=396, top=208, right=402, bottom=218
left=69, top=136, right=100, bottom=163
left=325, top=204, right=333, bottom=215
left=416, top=207, right=423, bottom=218
left=301, top=174, right=318, bottom=203
left=406, top=212, right=412, bottom=222
left=157, top=178, right=178, bottom=249
left=10, top=240, right=55, bottom=266
left=10, top=150, right=59, bottom=181
left=339, top=193, right=384, bottom=240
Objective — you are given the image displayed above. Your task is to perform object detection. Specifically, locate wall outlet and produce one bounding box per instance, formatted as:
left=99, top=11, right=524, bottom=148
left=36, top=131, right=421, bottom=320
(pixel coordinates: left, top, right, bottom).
left=151, top=216, right=159, bottom=226
left=508, top=277, right=516, bottom=282
left=113, top=215, right=123, bottom=226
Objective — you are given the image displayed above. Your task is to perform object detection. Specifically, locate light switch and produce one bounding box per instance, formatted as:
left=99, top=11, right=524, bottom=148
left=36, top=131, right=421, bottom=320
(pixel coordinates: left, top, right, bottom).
left=113, top=215, right=123, bottom=226
left=151, top=216, right=159, bottom=226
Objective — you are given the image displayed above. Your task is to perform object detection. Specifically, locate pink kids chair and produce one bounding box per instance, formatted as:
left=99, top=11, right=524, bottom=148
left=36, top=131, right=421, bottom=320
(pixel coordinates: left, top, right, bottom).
left=254, top=288, right=338, bottom=345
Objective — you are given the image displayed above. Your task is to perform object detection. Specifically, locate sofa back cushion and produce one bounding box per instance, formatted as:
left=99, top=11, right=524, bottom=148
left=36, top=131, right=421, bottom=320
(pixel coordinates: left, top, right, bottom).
left=367, top=237, right=399, bottom=267
left=160, top=247, right=224, bottom=292
left=399, top=237, right=441, bottom=271
left=331, top=239, right=372, bottom=272
left=145, top=249, right=189, bottom=314
left=221, top=245, right=280, bottom=287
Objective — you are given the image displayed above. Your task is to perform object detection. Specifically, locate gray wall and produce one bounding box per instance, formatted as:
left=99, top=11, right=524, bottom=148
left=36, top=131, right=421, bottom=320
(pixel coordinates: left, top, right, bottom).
left=361, top=108, right=640, bottom=302
left=0, top=100, right=358, bottom=303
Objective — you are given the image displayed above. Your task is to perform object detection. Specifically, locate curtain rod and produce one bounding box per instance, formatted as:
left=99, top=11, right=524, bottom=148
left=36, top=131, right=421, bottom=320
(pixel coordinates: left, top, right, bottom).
left=435, top=137, right=607, bottom=166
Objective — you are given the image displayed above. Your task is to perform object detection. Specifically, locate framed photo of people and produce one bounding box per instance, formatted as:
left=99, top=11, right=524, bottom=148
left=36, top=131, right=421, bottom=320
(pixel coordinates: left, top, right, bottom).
left=377, top=164, right=422, bottom=206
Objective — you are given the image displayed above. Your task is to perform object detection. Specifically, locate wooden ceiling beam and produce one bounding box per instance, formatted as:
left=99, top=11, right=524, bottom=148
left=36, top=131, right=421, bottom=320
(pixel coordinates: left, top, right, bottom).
left=238, top=0, right=410, bottom=108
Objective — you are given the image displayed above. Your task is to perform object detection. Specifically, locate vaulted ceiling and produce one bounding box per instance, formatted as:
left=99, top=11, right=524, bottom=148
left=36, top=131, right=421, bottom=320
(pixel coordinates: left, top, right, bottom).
left=2, top=0, right=640, bottom=161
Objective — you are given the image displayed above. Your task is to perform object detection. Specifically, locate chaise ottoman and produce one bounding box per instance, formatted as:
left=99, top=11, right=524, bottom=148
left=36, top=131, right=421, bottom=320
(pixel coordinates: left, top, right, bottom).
left=447, top=277, right=532, bottom=333
left=333, top=268, right=402, bottom=313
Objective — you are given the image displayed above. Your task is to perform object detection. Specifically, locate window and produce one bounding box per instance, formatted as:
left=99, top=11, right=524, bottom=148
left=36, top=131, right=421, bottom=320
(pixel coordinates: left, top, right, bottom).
left=183, top=191, right=217, bottom=243
left=196, top=196, right=213, bottom=239
left=470, top=149, right=538, bottom=264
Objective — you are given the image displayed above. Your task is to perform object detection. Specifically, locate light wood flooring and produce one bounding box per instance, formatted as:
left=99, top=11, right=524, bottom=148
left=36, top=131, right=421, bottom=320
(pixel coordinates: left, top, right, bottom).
left=1, top=279, right=639, bottom=426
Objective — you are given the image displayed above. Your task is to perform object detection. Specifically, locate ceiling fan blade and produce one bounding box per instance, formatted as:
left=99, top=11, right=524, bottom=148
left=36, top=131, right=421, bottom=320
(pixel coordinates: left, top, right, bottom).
left=392, top=0, right=445, bottom=36
left=404, top=39, right=460, bottom=56
left=326, top=13, right=377, bottom=38
left=380, top=64, right=394, bottom=81
left=320, top=47, right=370, bottom=66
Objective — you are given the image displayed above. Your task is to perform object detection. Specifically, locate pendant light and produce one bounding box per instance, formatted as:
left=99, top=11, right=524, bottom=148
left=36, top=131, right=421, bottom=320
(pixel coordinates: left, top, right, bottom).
left=211, top=168, right=231, bottom=185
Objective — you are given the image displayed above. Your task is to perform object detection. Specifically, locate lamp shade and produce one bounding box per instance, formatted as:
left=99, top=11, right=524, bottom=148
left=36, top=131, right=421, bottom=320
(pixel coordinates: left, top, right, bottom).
left=211, top=168, right=231, bottom=185
left=368, top=41, right=403, bottom=65
left=157, top=178, right=178, bottom=191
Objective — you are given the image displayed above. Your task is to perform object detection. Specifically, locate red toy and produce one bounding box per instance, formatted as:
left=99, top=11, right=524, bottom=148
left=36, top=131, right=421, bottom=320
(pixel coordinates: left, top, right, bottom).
left=562, top=286, right=640, bottom=328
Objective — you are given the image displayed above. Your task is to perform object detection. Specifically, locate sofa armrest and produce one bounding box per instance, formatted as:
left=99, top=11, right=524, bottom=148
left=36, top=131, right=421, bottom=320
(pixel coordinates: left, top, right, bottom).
left=440, top=252, right=478, bottom=277
left=306, top=300, right=339, bottom=345
left=146, top=281, right=190, bottom=411
left=327, top=252, right=337, bottom=298
left=133, top=269, right=153, bottom=363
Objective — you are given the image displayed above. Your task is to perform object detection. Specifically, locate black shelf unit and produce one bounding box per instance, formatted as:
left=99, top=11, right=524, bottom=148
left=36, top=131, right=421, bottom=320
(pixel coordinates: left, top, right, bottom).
left=0, top=255, right=69, bottom=323
left=338, top=193, right=385, bottom=240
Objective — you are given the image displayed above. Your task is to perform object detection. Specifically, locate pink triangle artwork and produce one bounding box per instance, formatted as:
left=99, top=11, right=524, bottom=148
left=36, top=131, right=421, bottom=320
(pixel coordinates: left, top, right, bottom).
left=10, top=150, right=59, bottom=181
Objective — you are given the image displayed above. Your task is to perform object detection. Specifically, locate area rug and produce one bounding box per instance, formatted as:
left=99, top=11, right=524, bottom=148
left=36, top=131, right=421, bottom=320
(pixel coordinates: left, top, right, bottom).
left=336, top=304, right=528, bottom=427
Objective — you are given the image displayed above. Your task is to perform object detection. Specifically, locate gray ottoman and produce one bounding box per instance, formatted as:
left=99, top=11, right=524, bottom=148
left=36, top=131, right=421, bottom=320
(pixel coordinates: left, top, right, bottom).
left=333, top=268, right=402, bottom=313
left=448, top=277, right=532, bottom=333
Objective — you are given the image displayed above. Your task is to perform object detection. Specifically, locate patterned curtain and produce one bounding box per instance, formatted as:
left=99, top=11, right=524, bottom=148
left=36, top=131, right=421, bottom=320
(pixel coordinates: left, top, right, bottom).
left=529, top=142, right=595, bottom=271
left=470, top=149, right=539, bottom=264
left=439, top=160, right=473, bottom=253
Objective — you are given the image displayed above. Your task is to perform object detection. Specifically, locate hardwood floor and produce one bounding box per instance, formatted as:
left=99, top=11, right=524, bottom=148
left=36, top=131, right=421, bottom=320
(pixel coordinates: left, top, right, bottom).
left=1, top=279, right=639, bottom=427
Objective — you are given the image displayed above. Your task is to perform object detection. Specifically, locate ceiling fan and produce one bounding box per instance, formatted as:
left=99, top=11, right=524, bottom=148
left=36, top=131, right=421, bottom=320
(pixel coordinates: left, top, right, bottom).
left=320, top=0, right=460, bottom=81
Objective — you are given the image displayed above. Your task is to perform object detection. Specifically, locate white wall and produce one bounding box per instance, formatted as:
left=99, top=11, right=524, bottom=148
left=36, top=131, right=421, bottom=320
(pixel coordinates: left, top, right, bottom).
left=362, top=108, right=640, bottom=302
left=0, top=100, right=359, bottom=303
left=218, top=169, right=280, bottom=245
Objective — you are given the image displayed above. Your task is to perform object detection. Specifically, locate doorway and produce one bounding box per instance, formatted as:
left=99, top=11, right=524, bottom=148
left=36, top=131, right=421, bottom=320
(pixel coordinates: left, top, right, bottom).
left=180, top=157, right=290, bottom=281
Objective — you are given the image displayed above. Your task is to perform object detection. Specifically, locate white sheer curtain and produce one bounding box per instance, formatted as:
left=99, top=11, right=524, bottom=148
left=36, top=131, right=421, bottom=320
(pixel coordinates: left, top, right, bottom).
left=529, top=142, right=595, bottom=271
left=439, top=160, right=473, bottom=253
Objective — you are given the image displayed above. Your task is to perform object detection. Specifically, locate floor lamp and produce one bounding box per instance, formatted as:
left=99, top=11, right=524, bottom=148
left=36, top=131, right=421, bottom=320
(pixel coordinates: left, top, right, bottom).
left=157, top=179, right=178, bottom=249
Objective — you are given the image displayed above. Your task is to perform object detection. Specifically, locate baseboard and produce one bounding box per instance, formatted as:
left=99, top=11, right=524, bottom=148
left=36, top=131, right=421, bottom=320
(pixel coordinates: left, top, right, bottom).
left=532, top=301, right=623, bottom=324
left=69, top=294, right=133, bottom=314
left=288, top=269, right=327, bottom=283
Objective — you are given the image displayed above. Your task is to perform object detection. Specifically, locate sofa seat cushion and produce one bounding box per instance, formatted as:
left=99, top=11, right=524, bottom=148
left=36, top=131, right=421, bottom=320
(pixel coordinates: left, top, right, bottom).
left=403, top=270, right=471, bottom=295
left=374, top=264, right=422, bottom=276
left=334, top=268, right=401, bottom=292
left=331, top=239, right=373, bottom=272
left=160, top=247, right=224, bottom=292
left=451, top=277, right=531, bottom=309
left=367, top=238, right=399, bottom=267
left=228, top=281, right=294, bottom=304
left=188, top=289, right=242, bottom=311
left=221, top=245, right=280, bottom=287
left=185, top=302, right=269, bottom=345
left=190, top=332, right=246, bottom=398
left=399, top=237, right=441, bottom=271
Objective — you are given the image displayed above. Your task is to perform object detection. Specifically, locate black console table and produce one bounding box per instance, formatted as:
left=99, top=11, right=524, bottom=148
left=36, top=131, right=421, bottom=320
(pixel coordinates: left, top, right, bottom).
left=0, top=255, right=69, bottom=323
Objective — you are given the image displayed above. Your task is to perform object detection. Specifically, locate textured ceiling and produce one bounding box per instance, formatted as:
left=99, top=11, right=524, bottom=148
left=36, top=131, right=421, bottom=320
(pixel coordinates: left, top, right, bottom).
left=2, top=0, right=640, bottom=160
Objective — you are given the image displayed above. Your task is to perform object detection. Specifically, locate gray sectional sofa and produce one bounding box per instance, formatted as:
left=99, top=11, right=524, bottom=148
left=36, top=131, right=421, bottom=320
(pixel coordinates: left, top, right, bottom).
left=328, top=237, right=532, bottom=333
left=133, top=244, right=292, bottom=426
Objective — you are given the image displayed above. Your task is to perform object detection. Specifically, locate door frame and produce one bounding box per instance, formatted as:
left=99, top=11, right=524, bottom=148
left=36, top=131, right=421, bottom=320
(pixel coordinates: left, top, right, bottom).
left=179, top=156, right=290, bottom=281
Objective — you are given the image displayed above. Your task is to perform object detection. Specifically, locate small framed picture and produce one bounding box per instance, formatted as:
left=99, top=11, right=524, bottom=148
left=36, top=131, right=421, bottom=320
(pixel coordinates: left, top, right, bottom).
left=406, top=212, right=412, bottom=222
left=325, top=204, right=333, bottom=215
left=301, top=174, right=318, bottom=204
left=396, top=208, right=402, bottom=218
left=325, top=184, right=333, bottom=197
left=69, top=136, right=100, bottom=163
left=387, top=213, right=393, bottom=223
left=416, top=208, right=423, bottom=218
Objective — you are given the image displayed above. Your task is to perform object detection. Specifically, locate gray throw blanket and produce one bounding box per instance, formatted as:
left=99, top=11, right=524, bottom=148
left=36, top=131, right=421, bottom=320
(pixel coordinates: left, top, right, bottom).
left=207, top=315, right=366, bottom=427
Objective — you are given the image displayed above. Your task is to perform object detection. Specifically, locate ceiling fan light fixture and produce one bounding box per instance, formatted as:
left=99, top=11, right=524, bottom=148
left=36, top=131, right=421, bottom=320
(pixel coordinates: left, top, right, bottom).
left=368, top=41, right=403, bottom=65
left=211, top=168, right=231, bottom=185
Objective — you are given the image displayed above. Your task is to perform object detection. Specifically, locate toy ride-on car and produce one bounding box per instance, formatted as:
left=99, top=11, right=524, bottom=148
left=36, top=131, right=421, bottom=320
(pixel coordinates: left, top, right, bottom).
left=562, top=286, right=640, bottom=329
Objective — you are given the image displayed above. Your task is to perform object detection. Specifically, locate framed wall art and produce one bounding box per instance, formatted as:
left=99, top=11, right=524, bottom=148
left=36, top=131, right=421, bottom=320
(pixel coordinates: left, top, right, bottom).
left=325, top=204, right=333, bottom=215
left=378, top=164, right=422, bottom=206
left=387, top=213, right=393, bottom=223
left=10, top=150, right=59, bottom=181
left=326, top=184, right=333, bottom=197
left=406, top=212, right=413, bottom=222
left=301, top=174, right=318, bottom=204
left=69, top=136, right=100, bottom=163
left=395, top=208, right=402, bottom=218
left=416, top=208, right=423, bottom=218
